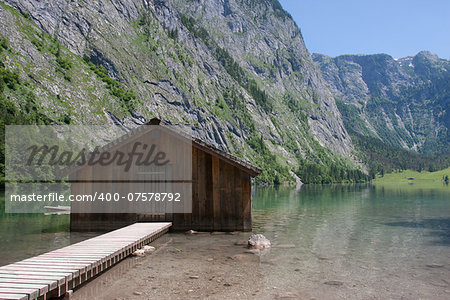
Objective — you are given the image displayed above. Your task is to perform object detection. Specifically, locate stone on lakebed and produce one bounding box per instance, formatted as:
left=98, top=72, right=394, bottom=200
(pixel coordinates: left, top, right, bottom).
left=248, top=234, right=271, bottom=249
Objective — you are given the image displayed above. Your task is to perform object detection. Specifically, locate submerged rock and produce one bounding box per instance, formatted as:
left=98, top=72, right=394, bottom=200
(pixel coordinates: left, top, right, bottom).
left=132, top=249, right=145, bottom=256
left=143, top=245, right=156, bottom=253
left=248, top=234, right=271, bottom=249
left=132, top=245, right=155, bottom=256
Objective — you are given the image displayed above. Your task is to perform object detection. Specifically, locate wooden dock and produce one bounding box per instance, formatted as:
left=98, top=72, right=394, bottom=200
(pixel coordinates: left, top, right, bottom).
left=0, top=222, right=171, bottom=300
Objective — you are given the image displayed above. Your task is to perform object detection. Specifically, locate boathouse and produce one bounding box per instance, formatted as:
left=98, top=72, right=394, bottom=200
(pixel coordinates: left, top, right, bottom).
left=64, top=118, right=261, bottom=232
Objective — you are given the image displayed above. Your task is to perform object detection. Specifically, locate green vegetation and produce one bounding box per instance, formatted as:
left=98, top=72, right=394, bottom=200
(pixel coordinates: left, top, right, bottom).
left=219, top=88, right=290, bottom=184
left=0, top=68, right=20, bottom=92
left=241, top=0, right=292, bottom=20
left=335, top=100, right=369, bottom=136
left=168, top=28, right=179, bottom=40
left=221, top=87, right=255, bottom=131
left=373, top=167, right=450, bottom=184
left=180, top=14, right=273, bottom=113
left=295, top=159, right=369, bottom=184
left=0, top=34, right=56, bottom=184
left=337, top=100, right=450, bottom=178
left=54, top=46, right=72, bottom=70
left=351, top=131, right=450, bottom=175
left=83, top=58, right=138, bottom=113
left=137, top=12, right=161, bottom=51
left=247, top=135, right=290, bottom=184
left=217, top=86, right=292, bottom=184
left=283, top=99, right=370, bottom=184
left=329, top=52, right=450, bottom=156
left=54, top=44, right=72, bottom=81
left=0, top=79, right=51, bottom=186
left=27, top=30, right=74, bottom=82
left=267, top=0, right=292, bottom=19
left=214, top=48, right=272, bottom=112
left=295, top=141, right=370, bottom=184
left=30, top=37, right=44, bottom=52
left=284, top=92, right=308, bottom=124
left=0, top=36, right=9, bottom=53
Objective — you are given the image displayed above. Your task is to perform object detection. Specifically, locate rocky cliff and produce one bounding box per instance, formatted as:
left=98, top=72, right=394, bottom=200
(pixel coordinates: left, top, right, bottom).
left=0, top=0, right=361, bottom=183
left=313, top=51, right=449, bottom=155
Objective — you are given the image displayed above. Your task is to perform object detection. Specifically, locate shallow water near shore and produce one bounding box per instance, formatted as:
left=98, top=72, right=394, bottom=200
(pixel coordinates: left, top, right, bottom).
left=70, top=183, right=450, bottom=299
left=250, top=183, right=450, bottom=299
left=1, top=183, right=449, bottom=299
left=0, top=192, right=99, bottom=266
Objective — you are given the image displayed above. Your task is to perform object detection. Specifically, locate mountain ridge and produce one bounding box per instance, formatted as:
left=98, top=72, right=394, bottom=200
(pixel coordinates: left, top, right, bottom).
left=1, top=0, right=369, bottom=184
left=2, top=0, right=446, bottom=184
left=313, top=50, right=449, bottom=155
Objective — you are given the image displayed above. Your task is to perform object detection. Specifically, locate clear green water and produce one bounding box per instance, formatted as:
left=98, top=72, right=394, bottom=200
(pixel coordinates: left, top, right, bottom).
left=0, top=191, right=98, bottom=266
left=1, top=184, right=449, bottom=298
left=252, top=183, right=450, bottom=299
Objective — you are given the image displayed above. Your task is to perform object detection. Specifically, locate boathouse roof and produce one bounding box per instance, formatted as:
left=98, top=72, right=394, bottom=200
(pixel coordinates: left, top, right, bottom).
left=60, top=118, right=261, bottom=178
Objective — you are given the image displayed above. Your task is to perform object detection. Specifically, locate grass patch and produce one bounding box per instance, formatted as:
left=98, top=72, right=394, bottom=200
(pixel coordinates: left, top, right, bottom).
left=373, top=167, right=450, bottom=183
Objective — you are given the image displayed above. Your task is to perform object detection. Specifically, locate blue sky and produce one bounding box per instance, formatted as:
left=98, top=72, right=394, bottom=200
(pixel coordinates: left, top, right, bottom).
left=279, top=0, right=450, bottom=59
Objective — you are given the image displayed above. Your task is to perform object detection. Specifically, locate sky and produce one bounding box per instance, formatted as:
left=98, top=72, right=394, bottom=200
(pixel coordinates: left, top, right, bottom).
left=278, top=0, right=450, bottom=59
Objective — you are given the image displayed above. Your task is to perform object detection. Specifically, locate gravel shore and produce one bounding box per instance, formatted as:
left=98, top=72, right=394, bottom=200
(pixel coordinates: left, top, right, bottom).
left=70, top=232, right=295, bottom=300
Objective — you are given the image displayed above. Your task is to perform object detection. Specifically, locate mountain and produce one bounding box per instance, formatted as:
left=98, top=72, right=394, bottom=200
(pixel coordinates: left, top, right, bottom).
left=0, top=0, right=369, bottom=184
left=313, top=51, right=450, bottom=155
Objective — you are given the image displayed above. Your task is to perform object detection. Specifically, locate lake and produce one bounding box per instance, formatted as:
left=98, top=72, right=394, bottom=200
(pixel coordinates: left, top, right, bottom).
left=0, top=192, right=98, bottom=266
left=1, top=183, right=449, bottom=298
left=252, top=183, right=449, bottom=299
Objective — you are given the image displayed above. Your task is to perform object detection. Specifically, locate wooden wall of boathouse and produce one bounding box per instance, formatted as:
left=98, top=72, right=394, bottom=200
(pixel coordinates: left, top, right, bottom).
left=70, top=144, right=253, bottom=232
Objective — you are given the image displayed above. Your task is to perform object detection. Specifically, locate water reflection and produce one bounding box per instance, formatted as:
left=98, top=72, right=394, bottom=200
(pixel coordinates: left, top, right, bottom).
left=252, top=183, right=450, bottom=299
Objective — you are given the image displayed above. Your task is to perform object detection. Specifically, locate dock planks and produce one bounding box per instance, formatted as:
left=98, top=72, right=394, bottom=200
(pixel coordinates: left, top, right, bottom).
left=0, top=222, right=171, bottom=300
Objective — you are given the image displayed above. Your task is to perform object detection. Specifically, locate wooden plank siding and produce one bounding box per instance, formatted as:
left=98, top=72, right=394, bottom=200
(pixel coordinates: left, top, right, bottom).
left=70, top=125, right=257, bottom=232
left=212, top=156, right=221, bottom=231
left=169, top=148, right=252, bottom=232
left=203, top=152, right=214, bottom=231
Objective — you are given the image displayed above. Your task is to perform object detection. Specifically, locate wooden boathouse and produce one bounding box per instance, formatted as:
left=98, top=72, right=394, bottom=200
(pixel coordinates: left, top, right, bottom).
left=65, top=118, right=261, bottom=232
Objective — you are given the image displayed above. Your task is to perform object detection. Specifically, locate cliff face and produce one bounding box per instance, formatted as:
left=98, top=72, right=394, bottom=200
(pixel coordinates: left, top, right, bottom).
left=1, top=0, right=357, bottom=182
left=313, top=52, right=449, bottom=154
left=169, top=0, right=353, bottom=157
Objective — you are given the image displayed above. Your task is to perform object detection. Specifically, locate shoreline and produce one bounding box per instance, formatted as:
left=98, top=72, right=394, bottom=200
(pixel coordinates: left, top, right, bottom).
left=70, top=232, right=279, bottom=300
